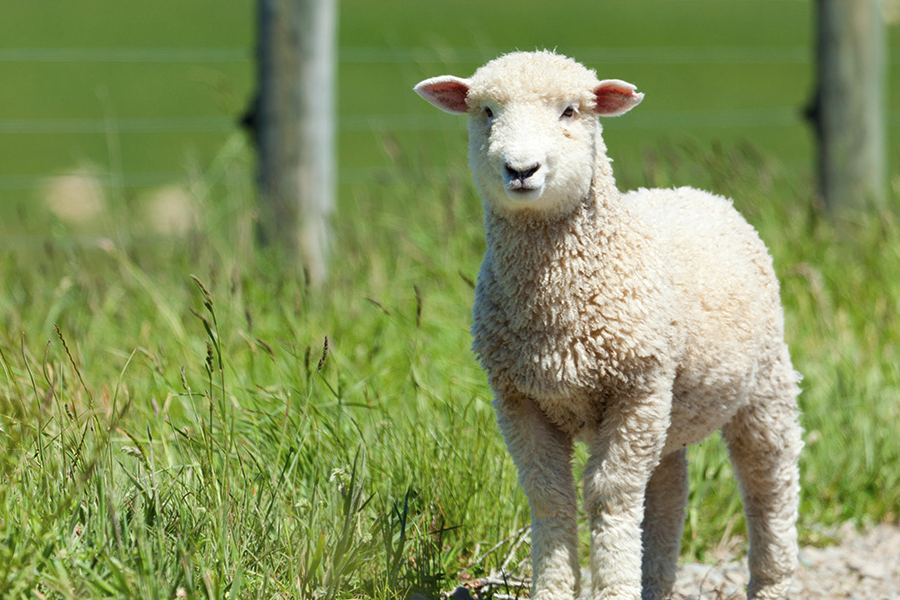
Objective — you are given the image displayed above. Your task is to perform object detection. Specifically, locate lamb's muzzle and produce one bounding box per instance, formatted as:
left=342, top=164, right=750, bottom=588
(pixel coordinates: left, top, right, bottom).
left=503, top=161, right=543, bottom=196
left=504, top=162, right=541, bottom=183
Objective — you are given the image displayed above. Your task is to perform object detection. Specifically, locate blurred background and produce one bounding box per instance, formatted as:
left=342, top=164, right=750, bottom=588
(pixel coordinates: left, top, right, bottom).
left=2, top=0, right=897, bottom=251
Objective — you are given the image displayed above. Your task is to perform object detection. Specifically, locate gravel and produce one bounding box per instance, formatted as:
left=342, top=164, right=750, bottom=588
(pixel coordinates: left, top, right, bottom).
left=442, top=523, right=900, bottom=600
left=672, top=523, right=900, bottom=600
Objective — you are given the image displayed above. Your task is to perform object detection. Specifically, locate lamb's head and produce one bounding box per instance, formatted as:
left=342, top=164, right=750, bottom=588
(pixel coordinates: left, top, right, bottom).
left=414, top=50, right=643, bottom=216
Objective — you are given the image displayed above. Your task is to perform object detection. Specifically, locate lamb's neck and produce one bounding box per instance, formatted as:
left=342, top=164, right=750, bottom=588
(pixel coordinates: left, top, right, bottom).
left=484, top=185, right=627, bottom=305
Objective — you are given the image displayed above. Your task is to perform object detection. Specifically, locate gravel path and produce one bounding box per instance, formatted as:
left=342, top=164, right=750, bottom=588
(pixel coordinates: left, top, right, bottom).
left=444, top=523, right=900, bottom=600
left=673, top=523, right=900, bottom=600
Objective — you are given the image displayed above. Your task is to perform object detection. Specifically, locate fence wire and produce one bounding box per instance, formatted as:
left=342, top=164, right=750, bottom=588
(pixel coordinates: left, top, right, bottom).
left=1, top=42, right=897, bottom=194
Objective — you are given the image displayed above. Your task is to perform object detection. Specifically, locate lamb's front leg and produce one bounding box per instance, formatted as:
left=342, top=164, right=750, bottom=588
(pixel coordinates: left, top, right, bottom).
left=494, top=392, right=580, bottom=600
left=582, top=389, right=671, bottom=600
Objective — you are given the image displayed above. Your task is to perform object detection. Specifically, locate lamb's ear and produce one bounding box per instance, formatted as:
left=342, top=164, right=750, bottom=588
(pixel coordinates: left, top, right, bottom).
left=414, top=76, right=471, bottom=114
left=592, top=79, right=644, bottom=117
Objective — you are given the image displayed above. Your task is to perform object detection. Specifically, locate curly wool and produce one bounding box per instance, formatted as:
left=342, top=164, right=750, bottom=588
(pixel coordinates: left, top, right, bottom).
left=473, top=190, right=674, bottom=434
left=415, top=50, right=803, bottom=600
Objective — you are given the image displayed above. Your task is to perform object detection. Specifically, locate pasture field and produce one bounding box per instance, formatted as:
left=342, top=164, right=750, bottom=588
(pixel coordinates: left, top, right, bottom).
left=1, top=1, right=900, bottom=598
left=3, top=139, right=900, bottom=599
left=3, top=0, right=899, bottom=214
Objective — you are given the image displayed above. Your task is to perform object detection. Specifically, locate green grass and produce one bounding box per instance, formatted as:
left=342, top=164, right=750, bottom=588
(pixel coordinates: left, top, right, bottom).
left=1, top=132, right=900, bottom=598
left=2, top=1, right=900, bottom=597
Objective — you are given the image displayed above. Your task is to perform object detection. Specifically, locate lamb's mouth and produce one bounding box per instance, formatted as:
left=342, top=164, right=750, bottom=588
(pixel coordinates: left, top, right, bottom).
left=504, top=182, right=544, bottom=201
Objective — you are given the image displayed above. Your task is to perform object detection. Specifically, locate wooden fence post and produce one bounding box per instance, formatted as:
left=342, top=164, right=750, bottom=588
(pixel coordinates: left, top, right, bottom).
left=809, top=0, right=887, bottom=214
left=248, top=0, right=336, bottom=285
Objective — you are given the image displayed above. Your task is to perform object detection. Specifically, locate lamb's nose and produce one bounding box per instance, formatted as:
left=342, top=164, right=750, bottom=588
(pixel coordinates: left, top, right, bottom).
left=504, top=162, right=541, bottom=182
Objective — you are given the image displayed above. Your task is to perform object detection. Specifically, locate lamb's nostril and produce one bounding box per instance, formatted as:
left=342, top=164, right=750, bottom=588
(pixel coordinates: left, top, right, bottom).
left=504, top=163, right=541, bottom=181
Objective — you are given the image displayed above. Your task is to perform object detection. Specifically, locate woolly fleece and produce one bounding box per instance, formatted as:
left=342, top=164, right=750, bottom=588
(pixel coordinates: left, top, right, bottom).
left=414, top=51, right=803, bottom=600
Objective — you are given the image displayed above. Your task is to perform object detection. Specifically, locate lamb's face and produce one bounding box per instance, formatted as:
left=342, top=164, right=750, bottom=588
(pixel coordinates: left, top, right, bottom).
left=414, top=51, right=644, bottom=217
left=466, top=93, right=598, bottom=214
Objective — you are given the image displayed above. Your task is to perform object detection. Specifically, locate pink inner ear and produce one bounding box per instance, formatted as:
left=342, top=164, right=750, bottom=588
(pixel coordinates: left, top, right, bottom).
left=423, top=81, right=469, bottom=113
left=594, top=83, right=643, bottom=116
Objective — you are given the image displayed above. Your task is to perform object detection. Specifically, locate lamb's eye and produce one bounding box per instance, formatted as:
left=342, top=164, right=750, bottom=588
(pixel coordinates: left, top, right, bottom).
left=561, top=106, right=576, bottom=118
left=484, top=106, right=493, bottom=118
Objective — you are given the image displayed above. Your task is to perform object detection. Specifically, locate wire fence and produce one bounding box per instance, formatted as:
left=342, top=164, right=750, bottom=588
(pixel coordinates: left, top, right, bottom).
left=1, top=43, right=898, bottom=196
left=0, top=106, right=820, bottom=194
left=3, top=43, right=899, bottom=65
left=0, top=45, right=823, bottom=65
left=4, top=105, right=858, bottom=136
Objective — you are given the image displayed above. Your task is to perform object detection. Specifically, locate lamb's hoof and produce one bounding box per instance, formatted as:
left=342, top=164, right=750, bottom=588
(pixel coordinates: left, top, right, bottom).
left=747, top=576, right=794, bottom=600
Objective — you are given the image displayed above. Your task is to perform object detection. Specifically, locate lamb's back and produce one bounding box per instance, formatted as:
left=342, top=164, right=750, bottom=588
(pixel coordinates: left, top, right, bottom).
left=623, top=186, right=781, bottom=327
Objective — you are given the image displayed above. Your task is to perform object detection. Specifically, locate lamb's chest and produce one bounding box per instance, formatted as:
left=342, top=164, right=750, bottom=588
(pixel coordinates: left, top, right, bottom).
left=478, top=316, right=615, bottom=433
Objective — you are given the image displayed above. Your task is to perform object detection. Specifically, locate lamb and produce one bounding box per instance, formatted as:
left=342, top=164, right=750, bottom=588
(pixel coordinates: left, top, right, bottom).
left=414, top=50, right=803, bottom=600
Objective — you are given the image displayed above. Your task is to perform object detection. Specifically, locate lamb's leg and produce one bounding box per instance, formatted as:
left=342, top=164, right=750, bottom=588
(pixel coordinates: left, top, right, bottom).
left=583, top=391, right=671, bottom=600
left=640, top=449, right=688, bottom=600
left=494, top=393, right=580, bottom=600
left=722, top=377, right=802, bottom=600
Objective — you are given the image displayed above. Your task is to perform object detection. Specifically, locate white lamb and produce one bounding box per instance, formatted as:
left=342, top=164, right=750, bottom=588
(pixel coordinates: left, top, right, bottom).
left=414, top=51, right=802, bottom=600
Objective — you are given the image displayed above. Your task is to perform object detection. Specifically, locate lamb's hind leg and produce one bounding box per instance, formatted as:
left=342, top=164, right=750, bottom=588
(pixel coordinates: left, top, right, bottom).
left=722, top=366, right=802, bottom=600
left=641, top=449, right=688, bottom=600
left=494, top=393, right=580, bottom=600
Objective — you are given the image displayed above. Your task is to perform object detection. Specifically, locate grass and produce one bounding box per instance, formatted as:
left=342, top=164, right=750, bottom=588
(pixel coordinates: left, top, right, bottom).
left=1, top=129, right=899, bottom=598
left=1, top=2, right=899, bottom=596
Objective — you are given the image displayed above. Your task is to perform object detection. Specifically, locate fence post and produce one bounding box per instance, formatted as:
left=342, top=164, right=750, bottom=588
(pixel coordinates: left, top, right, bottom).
left=809, top=0, right=887, bottom=214
left=248, top=0, right=336, bottom=285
